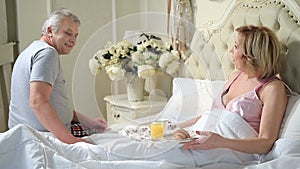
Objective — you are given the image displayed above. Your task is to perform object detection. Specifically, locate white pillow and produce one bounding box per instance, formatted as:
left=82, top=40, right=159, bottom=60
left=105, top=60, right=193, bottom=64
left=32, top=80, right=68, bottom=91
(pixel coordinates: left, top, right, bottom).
left=160, top=78, right=225, bottom=122
left=279, top=94, right=300, bottom=139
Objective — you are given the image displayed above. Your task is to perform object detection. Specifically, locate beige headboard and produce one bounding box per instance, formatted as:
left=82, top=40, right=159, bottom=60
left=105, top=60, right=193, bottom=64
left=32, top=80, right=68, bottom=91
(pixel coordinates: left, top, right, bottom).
left=181, top=0, right=300, bottom=93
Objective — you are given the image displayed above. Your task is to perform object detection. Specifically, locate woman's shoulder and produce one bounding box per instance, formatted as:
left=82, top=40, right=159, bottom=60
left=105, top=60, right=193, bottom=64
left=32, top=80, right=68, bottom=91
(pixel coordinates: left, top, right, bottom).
left=228, top=70, right=241, bottom=79
left=260, top=76, right=287, bottom=95
left=225, top=70, right=241, bottom=86
left=264, top=76, right=286, bottom=88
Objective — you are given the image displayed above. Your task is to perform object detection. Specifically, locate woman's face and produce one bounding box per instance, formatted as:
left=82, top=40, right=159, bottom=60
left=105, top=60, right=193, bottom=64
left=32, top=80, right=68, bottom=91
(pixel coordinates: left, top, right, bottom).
left=49, top=16, right=79, bottom=55
left=230, top=34, right=246, bottom=70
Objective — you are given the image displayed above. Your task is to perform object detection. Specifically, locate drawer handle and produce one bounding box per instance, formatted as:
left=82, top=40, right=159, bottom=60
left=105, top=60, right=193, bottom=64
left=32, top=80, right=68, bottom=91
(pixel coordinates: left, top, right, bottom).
left=113, top=113, right=120, bottom=119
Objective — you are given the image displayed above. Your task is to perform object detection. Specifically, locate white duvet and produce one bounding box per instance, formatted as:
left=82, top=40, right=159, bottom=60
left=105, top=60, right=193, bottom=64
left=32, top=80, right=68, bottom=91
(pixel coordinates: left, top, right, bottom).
left=1, top=109, right=300, bottom=169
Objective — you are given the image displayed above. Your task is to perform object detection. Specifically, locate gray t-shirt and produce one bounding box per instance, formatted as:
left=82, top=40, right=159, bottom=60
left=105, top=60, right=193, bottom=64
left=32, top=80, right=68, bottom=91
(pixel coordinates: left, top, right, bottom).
left=8, top=40, right=73, bottom=131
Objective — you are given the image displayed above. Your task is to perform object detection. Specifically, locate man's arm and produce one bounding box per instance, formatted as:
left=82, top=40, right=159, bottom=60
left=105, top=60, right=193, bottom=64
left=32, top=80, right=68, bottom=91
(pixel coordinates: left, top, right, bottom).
left=72, top=110, right=107, bottom=131
left=29, top=81, right=86, bottom=144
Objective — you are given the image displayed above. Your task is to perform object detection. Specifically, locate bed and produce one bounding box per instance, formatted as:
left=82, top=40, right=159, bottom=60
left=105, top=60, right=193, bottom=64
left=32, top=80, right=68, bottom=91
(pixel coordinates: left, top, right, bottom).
left=1, top=0, right=300, bottom=168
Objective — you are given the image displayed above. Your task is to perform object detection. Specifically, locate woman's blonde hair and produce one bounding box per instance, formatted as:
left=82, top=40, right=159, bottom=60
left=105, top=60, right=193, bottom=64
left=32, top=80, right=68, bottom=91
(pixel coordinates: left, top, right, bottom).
left=236, top=25, right=281, bottom=79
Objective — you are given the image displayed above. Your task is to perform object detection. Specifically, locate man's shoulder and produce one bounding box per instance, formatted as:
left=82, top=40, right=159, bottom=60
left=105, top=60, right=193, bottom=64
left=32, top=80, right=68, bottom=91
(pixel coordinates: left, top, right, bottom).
left=23, top=40, right=55, bottom=54
left=31, top=40, right=56, bottom=51
left=27, top=41, right=58, bottom=58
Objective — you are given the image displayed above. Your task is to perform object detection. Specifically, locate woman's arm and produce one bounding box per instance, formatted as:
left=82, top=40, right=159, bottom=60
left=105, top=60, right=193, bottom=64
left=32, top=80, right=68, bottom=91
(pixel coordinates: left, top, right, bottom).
left=183, top=80, right=287, bottom=154
left=177, top=115, right=201, bottom=129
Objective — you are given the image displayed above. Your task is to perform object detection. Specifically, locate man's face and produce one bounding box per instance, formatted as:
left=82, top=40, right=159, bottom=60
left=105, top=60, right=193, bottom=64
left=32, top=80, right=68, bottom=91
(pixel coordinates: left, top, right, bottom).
left=50, top=16, right=79, bottom=55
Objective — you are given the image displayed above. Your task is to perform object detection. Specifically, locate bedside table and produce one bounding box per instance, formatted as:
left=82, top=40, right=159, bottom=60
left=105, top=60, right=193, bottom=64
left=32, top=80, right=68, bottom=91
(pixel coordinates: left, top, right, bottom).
left=104, top=94, right=168, bottom=125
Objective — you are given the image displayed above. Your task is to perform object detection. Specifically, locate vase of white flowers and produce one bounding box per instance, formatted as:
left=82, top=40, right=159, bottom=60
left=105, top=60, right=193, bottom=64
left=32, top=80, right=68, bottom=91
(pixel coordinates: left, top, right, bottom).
left=126, top=73, right=145, bottom=102
left=89, top=33, right=181, bottom=101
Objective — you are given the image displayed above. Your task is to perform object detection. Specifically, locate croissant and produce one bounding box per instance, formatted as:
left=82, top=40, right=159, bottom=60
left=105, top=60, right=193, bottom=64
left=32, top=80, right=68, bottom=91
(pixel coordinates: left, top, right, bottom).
left=173, top=129, right=191, bottom=140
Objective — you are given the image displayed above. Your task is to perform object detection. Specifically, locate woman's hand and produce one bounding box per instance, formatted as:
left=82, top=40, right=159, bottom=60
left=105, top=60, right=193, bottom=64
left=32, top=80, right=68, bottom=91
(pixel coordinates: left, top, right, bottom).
left=173, top=129, right=191, bottom=140
left=183, top=131, right=224, bottom=150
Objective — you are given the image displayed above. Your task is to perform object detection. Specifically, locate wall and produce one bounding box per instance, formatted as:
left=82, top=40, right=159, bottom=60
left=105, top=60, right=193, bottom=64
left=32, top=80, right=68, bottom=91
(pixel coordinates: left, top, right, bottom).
left=0, top=0, right=7, bottom=44
left=12, top=0, right=232, bottom=119
left=0, top=0, right=7, bottom=132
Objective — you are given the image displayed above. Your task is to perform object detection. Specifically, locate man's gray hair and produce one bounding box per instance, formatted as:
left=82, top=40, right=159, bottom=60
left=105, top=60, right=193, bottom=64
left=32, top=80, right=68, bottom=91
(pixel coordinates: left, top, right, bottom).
left=41, top=8, right=80, bottom=35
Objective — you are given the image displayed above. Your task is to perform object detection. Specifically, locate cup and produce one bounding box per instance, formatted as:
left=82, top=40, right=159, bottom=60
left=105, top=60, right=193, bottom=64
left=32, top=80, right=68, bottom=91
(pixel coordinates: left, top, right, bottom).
left=157, top=119, right=169, bottom=133
left=150, top=121, right=164, bottom=140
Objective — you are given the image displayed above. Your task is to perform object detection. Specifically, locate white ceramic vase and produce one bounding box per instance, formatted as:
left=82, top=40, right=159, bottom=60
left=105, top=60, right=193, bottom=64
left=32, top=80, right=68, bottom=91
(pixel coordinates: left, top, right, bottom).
left=126, top=73, right=145, bottom=102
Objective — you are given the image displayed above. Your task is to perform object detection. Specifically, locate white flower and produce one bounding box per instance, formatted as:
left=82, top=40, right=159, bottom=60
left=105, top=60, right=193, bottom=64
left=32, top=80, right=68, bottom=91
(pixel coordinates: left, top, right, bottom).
left=105, top=65, right=125, bottom=81
left=131, top=52, right=142, bottom=63
left=143, top=51, right=152, bottom=60
left=159, top=51, right=180, bottom=68
left=137, top=65, right=156, bottom=79
left=136, top=44, right=144, bottom=52
left=121, top=40, right=132, bottom=49
left=95, top=50, right=106, bottom=60
left=89, top=58, right=100, bottom=75
left=158, top=51, right=180, bottom=75
left=165, top=60, right=180, bottom=75
left=159, top=53, right=173, bottom=69
left=109, top=47, right=117, bottom=55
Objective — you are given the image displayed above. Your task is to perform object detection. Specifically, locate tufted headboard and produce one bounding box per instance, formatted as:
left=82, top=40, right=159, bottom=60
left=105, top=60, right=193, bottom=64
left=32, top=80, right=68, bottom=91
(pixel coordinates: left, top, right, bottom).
left=181, top=0, right=300, bottom=93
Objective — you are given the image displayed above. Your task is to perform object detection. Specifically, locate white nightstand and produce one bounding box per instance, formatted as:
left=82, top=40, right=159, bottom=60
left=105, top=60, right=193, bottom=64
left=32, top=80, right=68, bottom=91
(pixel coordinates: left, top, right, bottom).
left=104, top=94, right=168, bottom=125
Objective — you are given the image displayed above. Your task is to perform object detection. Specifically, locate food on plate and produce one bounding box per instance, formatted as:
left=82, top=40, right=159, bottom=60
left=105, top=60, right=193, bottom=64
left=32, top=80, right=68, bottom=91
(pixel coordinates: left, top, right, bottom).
left=173, top=129, right=191, bottom=140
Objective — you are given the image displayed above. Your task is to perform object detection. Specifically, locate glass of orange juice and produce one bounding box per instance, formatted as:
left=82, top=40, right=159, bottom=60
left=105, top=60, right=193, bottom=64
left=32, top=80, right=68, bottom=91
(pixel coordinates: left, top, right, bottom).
left=150, top=121, right=164, bottom=140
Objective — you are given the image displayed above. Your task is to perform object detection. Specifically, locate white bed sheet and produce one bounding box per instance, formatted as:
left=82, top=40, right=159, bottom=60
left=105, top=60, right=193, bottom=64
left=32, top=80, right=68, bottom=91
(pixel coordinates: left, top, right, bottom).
left=1, top=110, right=300, bottom=169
